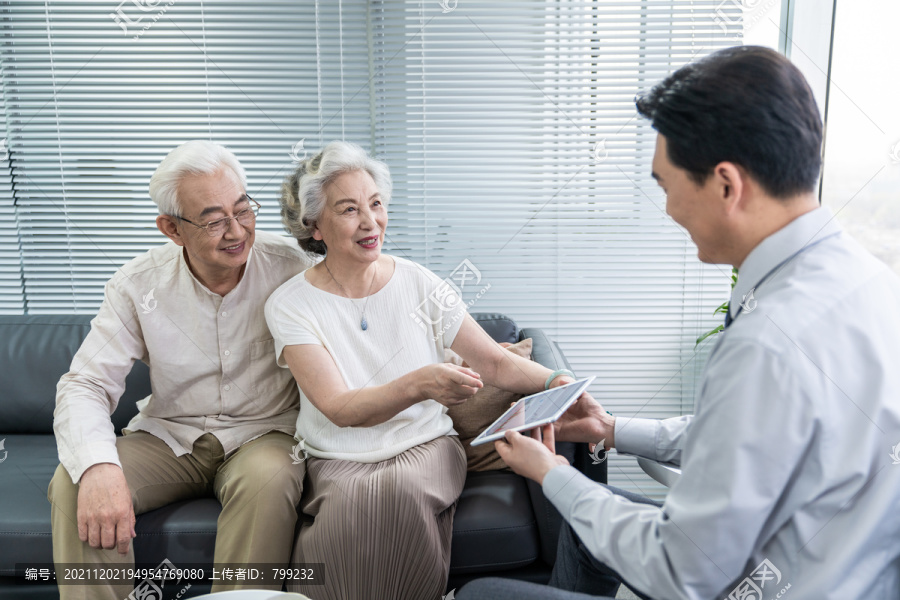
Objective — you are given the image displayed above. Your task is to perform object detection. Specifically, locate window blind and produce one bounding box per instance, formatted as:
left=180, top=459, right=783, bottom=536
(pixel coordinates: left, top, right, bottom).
left=0, top=90, right=24, bottom=313
left=0, top=0, right=748, bottom=497
left=371, top=0, right=739, bottom=497
left=0, top=0, right=370, bottom=312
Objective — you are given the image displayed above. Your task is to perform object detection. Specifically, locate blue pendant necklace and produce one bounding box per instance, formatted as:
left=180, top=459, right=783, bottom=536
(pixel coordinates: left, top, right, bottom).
left=323, top=258, right=378, bottom=331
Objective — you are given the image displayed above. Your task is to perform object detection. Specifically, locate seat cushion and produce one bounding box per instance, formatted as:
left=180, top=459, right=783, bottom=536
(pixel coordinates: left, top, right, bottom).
left=449, top=471, right=540, bottom=574
left=0, top=437, right=540, bottom=577
left=0, top=435, right=57, bottom=576
left=0, top=435, right=220, bottom=576
left=140, top=473, right=541, bottom=576
left=133, top=500, right=219, bottom=567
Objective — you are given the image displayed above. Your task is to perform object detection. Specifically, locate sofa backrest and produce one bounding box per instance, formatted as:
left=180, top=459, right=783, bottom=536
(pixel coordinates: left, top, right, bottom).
left=0, top=312, right=517, bottom=436
left=0, top=315, right=150, bottom=435
left=471, top=312, right=519, bottom=345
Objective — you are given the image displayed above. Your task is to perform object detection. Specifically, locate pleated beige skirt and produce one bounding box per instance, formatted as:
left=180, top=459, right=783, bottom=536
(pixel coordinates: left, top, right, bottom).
left=289, top=435, right=466, bottom=600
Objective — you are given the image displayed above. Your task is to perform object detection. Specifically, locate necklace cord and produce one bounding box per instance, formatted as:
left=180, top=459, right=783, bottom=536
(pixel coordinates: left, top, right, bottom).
left=323, top=257, right=378, bottom=330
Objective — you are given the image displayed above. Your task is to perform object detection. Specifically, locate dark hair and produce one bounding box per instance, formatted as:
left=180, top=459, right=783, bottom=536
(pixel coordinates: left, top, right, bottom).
left=635, top=46, right=822, bottom=198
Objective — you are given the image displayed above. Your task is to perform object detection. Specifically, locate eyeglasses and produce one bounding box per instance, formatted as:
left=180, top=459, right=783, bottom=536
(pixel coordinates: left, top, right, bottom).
left=177, top=198, right=260, bottom=237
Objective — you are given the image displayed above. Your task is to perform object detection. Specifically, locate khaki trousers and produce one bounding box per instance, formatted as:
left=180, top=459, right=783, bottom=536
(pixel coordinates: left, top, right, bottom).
left=48, top=431, right=305, bottom=600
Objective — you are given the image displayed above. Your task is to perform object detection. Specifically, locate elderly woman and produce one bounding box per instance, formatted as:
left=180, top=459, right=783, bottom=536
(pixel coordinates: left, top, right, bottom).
left=265, top=141, right=603, bottom=600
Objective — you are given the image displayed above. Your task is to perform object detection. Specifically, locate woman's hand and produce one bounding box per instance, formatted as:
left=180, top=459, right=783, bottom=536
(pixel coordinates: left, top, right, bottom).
left=416, top=363, right=483, bottom=407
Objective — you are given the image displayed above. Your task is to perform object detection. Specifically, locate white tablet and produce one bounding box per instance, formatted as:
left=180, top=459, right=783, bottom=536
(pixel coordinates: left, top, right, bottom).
left=469, top=376, right=595, bottom=447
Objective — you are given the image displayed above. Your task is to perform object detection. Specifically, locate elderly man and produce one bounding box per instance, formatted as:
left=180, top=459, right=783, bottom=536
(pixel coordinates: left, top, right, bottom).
left=460, top=46, right=900, bottom=600
left=48, top=140, right=315, bottom=600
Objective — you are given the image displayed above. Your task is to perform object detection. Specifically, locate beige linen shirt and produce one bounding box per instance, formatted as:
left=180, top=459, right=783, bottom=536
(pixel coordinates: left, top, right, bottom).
left=54, top=230, right=315, bottom=483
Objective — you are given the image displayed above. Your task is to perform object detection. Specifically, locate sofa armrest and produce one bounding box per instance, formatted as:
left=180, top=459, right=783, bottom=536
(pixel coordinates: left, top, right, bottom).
left=520, top=327, right=572, bottom=372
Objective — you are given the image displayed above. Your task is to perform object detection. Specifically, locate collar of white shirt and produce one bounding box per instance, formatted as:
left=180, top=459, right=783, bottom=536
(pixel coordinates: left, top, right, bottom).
left=728, top=206, right=843, bottom=322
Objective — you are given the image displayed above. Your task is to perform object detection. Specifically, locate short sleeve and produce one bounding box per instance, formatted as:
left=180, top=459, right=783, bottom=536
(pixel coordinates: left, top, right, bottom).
left=265, top=286, right=324, bottom=368
left=411, top=263, right=469, bottom=349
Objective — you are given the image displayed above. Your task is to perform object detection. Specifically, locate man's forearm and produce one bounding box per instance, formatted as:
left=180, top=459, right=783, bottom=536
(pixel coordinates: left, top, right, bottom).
left=54, top=375, right=122, bottom=483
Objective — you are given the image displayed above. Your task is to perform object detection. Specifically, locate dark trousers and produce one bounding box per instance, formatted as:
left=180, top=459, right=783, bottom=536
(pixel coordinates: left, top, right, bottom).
left=457, top=484, right=661, bottom=600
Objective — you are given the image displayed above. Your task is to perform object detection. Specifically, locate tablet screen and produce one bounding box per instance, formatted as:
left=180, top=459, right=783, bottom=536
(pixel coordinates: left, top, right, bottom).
left=471, top=376, right=594, bottom=445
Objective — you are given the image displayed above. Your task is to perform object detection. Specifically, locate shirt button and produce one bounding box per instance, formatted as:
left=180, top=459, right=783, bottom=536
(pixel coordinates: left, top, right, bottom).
left=223, top=350, right=231, bottom=356
left=221, top=311, right=228, bottom=317
left=223, top=384, right=231, bottom=391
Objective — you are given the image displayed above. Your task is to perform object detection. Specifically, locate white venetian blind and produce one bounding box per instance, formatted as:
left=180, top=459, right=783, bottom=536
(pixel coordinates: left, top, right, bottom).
left=0, top=0, right=369, bottom=312
left=0, top=89, right=24, bottom=313
left=0, top=0, right=749, bottom=498
left=372, top=0, right=738, bottom=497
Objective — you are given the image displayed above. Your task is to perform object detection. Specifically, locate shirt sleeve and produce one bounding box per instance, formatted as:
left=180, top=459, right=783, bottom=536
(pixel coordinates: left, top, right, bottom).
left=614, top=415, right=692, bottom=465
left=542, top=339, right=815, bottom=600
left=265, top=287, right=324, bottom=368
left=54, top=275, right=145, bottom=484
left=412, top=263, right=468, bottom=348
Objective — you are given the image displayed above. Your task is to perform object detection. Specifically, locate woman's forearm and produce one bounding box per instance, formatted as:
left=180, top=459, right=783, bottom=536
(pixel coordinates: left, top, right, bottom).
left=326, top=370, right=425, bottom=428
left=487, top=351, right=553, bottom=395
left=451, top=315, right=555, bottom=394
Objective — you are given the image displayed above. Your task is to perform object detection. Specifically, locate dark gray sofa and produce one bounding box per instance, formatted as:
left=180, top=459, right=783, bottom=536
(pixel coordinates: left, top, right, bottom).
left=0, top=312, right=606, bottom=599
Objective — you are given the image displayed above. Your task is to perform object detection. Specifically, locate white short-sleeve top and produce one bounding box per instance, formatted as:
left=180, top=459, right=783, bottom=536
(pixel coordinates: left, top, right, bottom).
left=265, top=255, right=468, bottom=462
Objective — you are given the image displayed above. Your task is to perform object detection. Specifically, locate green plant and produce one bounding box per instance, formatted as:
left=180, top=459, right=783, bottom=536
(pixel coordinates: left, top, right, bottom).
left=695, top=268, right=738, bottom=346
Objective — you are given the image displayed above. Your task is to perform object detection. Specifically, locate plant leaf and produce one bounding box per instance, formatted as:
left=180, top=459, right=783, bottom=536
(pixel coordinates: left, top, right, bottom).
left=695, top=325, right=724, bottom=346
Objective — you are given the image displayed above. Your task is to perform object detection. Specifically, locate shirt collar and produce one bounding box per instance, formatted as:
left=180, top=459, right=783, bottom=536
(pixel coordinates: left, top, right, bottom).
left=729, top=206, right=842, bottom=319
left=179, top=243, right=256, bottom=299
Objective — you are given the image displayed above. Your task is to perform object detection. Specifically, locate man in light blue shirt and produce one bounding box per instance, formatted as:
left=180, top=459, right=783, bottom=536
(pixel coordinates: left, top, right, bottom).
left=459, top=46, right=900, bottom=600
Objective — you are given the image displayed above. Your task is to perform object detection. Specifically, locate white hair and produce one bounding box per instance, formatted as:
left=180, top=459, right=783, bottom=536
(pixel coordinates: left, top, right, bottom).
left=280, top=141, right=392, bottom=255
left=149, top=140, right=247, bottom=217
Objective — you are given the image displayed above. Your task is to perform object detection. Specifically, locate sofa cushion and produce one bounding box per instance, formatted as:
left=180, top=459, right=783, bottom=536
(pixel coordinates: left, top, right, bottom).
left=0, top=441, right=540, bottom=578
left=0, top=314, right=511, bottom=435
left=449, top=470, right=540, bottom=574
left=0, top=317, right=94, bottom=435
left=0, top=435, right=57, bottom=576
left=471, top=313, right=519, bottom=345
left=132, top=500, right=219, bottom=567
left=0, top=315, right=150, bottom=436
left=0, top=434, right=220, bottom=577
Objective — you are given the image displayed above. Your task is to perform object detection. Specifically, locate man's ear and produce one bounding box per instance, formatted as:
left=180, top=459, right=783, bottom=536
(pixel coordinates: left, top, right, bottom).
left=156, top=215, right=185, bottom=247
left=713, top=161, right=744, bottom=215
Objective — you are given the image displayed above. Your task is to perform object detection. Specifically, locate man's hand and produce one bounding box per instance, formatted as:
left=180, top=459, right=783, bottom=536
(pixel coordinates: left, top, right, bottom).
left=548, top=376, right=616, bottom=448
left=76, top=463, right=135, bottom=555
left=494, top=424, right=569, bottom=485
